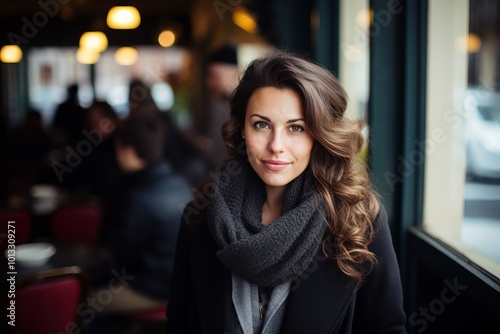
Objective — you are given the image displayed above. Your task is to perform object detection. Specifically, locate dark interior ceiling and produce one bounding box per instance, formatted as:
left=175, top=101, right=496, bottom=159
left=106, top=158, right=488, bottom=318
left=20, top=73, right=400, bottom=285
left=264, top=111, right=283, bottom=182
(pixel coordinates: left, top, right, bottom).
left=0, top=0, right=195, bottom=47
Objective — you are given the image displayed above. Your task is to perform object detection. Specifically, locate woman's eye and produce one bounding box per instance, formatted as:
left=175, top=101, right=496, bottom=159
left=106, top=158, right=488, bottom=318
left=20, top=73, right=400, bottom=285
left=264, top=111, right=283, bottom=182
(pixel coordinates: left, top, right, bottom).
left=254, top=121, right=269, bottom=129
left=289, top=125, right=304, bottom=132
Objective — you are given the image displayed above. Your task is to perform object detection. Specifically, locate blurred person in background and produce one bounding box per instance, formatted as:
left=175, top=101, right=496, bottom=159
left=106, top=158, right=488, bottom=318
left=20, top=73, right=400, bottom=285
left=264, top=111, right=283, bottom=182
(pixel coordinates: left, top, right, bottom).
left=166, top=71, right=194, bottom=129
left=128, top=78, right=157, bottom=116
left=93, top=114, right=192, bottom=317
left=52, top=83, right=85, bottom=148
left=54, top=101, right=121, bottom=199
left=29, top=64, right=66, bottom=126
left=197, top=43, right=240, bottom=169
left=4, top=108, right=51, bottom=196
left=78, top=101, right=122, bottom=200
left=128, top=78, right=211, bottom=187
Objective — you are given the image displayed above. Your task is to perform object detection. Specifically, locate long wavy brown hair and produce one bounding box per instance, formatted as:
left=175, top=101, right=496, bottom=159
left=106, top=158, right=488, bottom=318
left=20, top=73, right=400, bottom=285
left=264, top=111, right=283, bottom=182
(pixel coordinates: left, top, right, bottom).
left=221, top=50, right=380, bottom=287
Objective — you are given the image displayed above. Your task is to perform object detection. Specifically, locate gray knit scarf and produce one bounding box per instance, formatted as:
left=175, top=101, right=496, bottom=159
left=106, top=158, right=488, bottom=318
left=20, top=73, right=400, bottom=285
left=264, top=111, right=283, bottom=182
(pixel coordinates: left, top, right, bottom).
left=207, top=157, right=327, bottom=287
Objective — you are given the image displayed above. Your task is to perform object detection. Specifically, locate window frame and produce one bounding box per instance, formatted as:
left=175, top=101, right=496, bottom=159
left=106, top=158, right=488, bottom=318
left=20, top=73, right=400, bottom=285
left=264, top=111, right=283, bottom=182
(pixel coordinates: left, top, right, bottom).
left=368, top=0, right=500, bottom=320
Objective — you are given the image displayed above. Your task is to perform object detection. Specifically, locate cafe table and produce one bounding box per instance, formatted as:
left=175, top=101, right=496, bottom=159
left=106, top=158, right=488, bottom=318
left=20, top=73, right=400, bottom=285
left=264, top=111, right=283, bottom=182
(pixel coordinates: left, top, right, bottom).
left=1, top=241, right=114, bottom=289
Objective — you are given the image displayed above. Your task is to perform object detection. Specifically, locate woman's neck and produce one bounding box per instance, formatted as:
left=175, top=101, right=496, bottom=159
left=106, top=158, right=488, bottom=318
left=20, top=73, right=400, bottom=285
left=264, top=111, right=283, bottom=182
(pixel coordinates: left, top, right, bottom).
left=261, top=186, right=285, bottom=225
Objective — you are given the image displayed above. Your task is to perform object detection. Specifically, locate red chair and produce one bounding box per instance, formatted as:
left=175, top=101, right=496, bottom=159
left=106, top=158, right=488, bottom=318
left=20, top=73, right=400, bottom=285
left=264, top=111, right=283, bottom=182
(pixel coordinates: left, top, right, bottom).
left=50, top=204, right=102, bottom=243
left=0, top=210, right=32, bottom=251
left=5, top=266, right=89, bottom=334
left=115, top=303, right=168, bottom=334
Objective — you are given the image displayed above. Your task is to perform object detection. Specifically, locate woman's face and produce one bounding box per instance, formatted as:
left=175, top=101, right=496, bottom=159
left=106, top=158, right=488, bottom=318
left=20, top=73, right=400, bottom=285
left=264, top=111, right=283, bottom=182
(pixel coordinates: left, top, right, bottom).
left=243, top=87, right=314, bottom=191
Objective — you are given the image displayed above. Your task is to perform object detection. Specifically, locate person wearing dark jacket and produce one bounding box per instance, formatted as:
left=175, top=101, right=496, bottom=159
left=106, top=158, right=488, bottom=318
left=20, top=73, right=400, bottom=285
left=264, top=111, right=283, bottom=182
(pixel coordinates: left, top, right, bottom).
left=197, top=43, right=240, bottom=169
left=52, top=83, right=84, bottom=146
left=166, top=51, right=407, bottom=333
left=96, top=113, right=193, bottom=313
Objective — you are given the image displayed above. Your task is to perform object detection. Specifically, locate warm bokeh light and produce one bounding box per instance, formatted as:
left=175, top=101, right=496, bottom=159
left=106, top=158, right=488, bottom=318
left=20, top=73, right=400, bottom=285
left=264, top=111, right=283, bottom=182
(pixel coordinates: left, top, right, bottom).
left=232, top=7, right=257, bottom=34
left=76, top=48, right=100, bottom=64
left=356, top=9, right=374, bottom=29
left=0, top=45, right=23, bottom=63
left=79, top=32, right=108, bottom=53
left=114, top=47, right=138, bottom=66
left=107, top=6, right=141, bottom=29
left=456, top=33, right=482, bottom=54
left=158, top=30, right=176, bottom=47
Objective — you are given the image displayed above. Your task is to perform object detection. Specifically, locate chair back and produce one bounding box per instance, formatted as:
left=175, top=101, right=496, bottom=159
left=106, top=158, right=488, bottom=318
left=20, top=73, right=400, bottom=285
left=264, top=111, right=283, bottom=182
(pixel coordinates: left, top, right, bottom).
left=5, top=266, right=88, bottom=334
left=51, top=204, right=102, bottom=243
left=0, top=210, right=32, bottom=251
left=116, top=303, right=168, bottom=333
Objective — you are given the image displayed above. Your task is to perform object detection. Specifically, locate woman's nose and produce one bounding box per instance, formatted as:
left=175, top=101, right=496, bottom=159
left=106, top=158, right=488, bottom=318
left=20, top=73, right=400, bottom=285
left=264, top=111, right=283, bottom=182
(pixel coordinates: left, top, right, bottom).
left=267, top=131, right=285, bottom=154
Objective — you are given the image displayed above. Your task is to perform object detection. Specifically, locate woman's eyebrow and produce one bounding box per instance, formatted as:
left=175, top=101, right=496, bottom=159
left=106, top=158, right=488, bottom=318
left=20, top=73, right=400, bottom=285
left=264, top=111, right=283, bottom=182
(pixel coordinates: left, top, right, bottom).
left=250, top=114, right=271, bottom=122
left=250, top=114, right=305, bottom=123
left=286, top=118, right=305, bottom=123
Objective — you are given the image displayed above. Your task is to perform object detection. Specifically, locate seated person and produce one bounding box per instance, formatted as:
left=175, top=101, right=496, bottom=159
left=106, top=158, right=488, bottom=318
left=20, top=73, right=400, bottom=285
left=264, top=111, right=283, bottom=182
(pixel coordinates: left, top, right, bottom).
left=94, top=114, right=193, bottom=314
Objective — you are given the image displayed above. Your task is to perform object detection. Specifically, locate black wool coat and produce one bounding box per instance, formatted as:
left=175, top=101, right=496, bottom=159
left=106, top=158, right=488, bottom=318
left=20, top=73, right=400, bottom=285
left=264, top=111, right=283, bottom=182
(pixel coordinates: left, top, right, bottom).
left=166, top=204, right=407, bottom=334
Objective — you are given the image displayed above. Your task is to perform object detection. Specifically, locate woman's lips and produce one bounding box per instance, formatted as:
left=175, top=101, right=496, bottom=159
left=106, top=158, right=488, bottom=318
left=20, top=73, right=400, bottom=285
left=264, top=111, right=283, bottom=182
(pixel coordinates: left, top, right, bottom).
left=262, top=160, right=290, bottom=171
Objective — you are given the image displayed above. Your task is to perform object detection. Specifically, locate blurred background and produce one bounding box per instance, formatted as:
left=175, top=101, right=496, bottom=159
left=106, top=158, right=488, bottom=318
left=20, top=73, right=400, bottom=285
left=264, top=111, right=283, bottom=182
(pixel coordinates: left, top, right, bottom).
left=0, top=0, right=499, bottom=333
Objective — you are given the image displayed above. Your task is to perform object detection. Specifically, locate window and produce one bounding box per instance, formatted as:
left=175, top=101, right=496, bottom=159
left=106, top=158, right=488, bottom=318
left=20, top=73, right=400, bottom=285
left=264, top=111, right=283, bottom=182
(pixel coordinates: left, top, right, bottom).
left=339, top=0, right=370, bottom=121
left=28, top=48, right=92, bottom=126
left=26, top=46, right=192, bottom=126
left=424, top=0, right=500, bottom=277
left=94, top=46, right=188, bottom=119
left=339, top=0, right=370, bottom=162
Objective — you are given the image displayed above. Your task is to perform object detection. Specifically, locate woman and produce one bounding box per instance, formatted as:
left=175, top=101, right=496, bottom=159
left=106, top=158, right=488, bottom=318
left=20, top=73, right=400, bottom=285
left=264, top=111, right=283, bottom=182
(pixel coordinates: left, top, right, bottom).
left=166, top=51, right=407, bottom=333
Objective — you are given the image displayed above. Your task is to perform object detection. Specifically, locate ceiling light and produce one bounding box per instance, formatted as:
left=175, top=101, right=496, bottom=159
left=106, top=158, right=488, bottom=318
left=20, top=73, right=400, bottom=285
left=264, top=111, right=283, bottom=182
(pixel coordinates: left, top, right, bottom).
left=0, top=45, right=23, bottom=63
left=158, top=30, right=176, bottom=47
left=232, top=7, right=257, bottom=34
left=107, top=6, right=141, bottom=29
left=115, top=47, right=138, bottom=66
left=76, top=48, right=100, bottom=64
left=79, top=31, right=108, bottom=53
